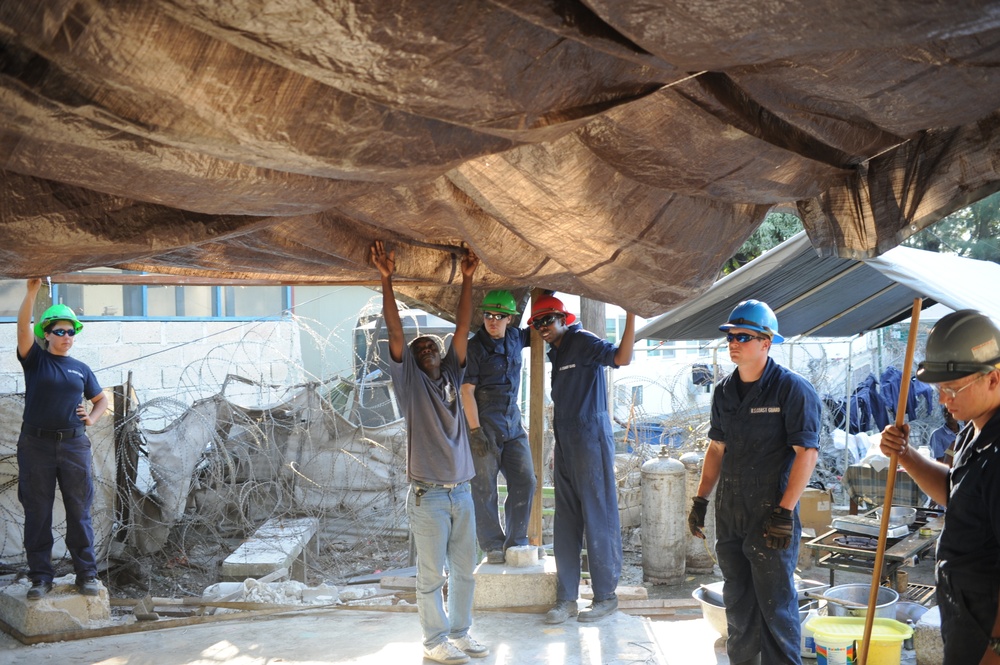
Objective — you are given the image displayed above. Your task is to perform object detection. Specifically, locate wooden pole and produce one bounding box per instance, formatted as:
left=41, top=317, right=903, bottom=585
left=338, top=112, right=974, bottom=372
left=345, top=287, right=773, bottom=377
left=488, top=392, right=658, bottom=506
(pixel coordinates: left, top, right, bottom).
left=858, top=298, right=921, bottom=665
left=528, top=288, right=546, bottom=546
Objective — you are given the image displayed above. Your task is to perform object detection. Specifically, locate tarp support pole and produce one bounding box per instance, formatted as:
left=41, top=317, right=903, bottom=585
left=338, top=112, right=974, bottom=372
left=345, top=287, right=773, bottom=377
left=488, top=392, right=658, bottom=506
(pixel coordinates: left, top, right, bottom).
left=528, top=288, right=545, bottom=547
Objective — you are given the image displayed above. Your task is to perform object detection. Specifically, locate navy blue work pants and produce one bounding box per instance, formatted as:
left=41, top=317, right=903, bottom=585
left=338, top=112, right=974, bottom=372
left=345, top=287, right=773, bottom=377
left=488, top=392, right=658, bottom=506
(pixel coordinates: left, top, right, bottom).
left=552, top=418, right=622, bottom=602
left=715, top=474, right=801, bottom=665
left=470, top=429, right=536, bottom=552
left=16, top=431, right=98, bottom=583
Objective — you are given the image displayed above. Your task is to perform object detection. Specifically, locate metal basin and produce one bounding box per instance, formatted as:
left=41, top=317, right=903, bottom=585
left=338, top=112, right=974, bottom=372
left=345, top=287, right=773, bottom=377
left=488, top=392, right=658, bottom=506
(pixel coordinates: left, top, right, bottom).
left=693, top=582, right=825, bottom=637
left=875, top=505, right=917, bottom=526
left=825, top=583, right=898, bottom=618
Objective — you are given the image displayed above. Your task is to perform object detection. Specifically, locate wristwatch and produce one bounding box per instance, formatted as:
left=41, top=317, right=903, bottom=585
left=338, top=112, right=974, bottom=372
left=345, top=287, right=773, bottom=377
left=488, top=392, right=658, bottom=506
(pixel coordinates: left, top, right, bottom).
left=990, top=636, right=1000, bottom=656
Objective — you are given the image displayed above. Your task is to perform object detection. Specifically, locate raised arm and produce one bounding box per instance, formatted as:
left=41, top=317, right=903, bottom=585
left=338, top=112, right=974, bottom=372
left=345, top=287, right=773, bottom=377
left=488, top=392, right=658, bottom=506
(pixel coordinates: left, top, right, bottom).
left=17, top=279, right=42, bottom=358
left=613, top=312, right=636, bottom=366
left=371, top=241, right=404, bottom=363
left=451, top=247, right=479, bottom=366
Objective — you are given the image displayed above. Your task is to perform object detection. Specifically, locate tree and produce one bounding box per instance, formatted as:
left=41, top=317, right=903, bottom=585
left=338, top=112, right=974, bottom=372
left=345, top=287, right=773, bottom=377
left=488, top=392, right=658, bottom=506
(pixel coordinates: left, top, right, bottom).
left=722, top=212, right=803, bottom=275
left=903, top=191, right=1000, bottom=264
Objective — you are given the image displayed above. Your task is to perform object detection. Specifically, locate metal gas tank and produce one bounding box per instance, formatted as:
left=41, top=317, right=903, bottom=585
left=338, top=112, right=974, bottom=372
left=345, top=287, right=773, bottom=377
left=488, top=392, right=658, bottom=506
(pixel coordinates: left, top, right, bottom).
left=641, top=446, right=686, bottom=584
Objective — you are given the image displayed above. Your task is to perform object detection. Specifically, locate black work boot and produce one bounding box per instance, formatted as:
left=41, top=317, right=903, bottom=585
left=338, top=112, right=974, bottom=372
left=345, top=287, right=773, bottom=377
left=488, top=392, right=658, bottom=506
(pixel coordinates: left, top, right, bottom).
left=26, top=580, right=53, bottom=600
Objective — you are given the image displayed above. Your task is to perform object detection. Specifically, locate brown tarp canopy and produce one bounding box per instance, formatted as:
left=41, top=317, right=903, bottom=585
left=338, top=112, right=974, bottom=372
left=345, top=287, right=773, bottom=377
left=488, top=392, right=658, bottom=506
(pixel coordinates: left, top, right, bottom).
left=2, top=1, right=1000, bottom=317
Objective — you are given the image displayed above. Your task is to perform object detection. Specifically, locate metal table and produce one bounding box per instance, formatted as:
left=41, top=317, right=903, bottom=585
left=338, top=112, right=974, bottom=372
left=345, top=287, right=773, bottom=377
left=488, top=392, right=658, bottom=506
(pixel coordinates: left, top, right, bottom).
left=804, top=508, right=942, bottom=594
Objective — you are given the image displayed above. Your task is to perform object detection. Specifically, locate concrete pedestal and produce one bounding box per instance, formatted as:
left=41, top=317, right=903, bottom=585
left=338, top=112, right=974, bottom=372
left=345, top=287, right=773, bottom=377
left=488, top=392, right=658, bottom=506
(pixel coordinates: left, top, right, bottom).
left=0, top=576, right=110, bottom=637
left=914, top=605, right=944, bottom=665
left=473, top=554, right=557, bottom=609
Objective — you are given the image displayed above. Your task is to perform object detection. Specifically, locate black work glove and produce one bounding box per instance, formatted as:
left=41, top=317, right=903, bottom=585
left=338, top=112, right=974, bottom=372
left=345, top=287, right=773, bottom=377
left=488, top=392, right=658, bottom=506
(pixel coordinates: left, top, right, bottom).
left=763, top=507, right=794, bottom=549
left=469, top=427, right=489, bottom=457
left=688, top=496, right=709, bottom=538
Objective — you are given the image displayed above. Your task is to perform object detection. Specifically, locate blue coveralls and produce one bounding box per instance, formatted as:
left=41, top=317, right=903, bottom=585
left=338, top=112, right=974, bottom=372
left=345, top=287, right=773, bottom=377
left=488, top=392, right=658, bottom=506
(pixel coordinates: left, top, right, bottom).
left=548, top=323, right=622, bottom=603
left=934, top=411, right=1000, bottom=665
left=709, top=357, right=821, bottom=665
left=465, top=326, right=537, bottom=553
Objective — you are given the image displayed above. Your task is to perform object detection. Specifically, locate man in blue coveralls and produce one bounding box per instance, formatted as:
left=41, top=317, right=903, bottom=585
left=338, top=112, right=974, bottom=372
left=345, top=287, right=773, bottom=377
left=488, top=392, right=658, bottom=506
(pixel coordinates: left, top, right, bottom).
left=688, top=300, right=821, bottom=665
left=371, top=240, right=487, bottom=665
left=462, top=290, right=536, bottom=565
left=534, top=294, right=636, bottom=624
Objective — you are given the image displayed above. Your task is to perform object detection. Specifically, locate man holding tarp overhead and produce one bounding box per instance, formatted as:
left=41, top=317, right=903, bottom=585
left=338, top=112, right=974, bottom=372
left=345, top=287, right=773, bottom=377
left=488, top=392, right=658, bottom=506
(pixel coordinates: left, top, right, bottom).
left=879, top=310, right=1000, bottom=665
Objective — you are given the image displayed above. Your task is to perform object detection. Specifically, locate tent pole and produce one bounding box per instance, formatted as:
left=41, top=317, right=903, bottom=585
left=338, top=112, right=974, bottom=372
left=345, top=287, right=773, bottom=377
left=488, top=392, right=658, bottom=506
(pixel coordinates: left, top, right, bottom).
left=528, top=288, right=546, bottom=548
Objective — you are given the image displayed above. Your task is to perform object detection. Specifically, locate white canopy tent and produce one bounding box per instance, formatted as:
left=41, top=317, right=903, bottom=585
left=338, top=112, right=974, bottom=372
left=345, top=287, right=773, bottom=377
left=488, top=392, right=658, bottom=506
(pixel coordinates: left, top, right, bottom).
left=637, top=232, right=1000, bottom=342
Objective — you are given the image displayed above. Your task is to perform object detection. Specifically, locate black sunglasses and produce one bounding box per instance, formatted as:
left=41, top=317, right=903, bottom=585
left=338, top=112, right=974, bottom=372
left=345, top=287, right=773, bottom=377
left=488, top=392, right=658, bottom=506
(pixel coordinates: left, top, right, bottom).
left=531, top=314, right=560, bottom=330
left=49, top=328, right=77, bottom=337
left=483, top=312, right=508, bottom=321
left=726, top=332, right=766, bottom=343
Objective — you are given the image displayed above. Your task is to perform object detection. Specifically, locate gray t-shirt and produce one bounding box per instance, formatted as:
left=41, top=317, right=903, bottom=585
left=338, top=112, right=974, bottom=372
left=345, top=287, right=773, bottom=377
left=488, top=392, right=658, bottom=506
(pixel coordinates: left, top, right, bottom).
left=387, top=343, right=474, bottom=485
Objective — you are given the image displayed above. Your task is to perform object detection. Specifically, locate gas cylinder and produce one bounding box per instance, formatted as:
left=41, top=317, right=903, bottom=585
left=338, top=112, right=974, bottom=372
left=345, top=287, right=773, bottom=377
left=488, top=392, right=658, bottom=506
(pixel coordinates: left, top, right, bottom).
left=641, top=446, right=686, bottom=584
left=680, top=451, right=717, bottom=573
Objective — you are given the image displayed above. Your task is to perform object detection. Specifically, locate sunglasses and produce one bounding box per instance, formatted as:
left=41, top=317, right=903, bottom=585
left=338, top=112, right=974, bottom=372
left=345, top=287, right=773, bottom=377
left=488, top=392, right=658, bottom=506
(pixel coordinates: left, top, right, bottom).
left=531, top=314, right=560, bottom=330
left=726, top=332, right=766, bottom=343
left=483, top=312, right=508, bottom=321
left=48, top=328, right=76, bottom=337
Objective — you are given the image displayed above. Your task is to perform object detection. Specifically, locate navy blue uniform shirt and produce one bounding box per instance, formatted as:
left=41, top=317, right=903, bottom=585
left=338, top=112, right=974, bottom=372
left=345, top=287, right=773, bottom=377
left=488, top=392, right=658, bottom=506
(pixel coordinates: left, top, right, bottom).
left=18, top=343, right=101, bottom=430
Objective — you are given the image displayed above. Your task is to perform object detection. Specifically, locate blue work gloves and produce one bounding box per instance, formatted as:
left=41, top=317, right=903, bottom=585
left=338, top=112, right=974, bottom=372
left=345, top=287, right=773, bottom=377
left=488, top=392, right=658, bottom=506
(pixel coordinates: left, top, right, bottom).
left=469, top=427, right=490, bottom=457
left=688, top=496, right=709, bottom=538
left=763, top=506, right=794, bottom=549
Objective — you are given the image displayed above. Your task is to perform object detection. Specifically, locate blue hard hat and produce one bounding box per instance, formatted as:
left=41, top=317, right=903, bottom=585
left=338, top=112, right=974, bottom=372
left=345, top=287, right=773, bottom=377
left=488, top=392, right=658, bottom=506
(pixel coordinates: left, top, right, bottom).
left=719, top=299, right=784, bottom=343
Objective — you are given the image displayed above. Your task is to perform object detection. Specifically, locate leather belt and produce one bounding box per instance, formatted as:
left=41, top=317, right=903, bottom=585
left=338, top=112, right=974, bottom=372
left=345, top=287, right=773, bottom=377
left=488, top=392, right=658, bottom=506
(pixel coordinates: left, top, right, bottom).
left=414, top=480, right=462, bottom=489
left=22, top=425, right=86, bottom=441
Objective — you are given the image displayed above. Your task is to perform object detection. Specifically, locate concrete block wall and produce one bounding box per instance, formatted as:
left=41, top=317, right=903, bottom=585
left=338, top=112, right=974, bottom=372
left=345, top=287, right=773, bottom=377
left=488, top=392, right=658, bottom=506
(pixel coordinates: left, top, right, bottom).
left=0, top=317, right=305, bottom=409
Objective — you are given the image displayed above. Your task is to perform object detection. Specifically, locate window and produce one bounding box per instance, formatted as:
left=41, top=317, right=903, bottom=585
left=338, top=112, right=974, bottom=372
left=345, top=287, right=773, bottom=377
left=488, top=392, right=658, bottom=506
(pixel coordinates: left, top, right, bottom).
left=0, top=274, right=289, bottom=321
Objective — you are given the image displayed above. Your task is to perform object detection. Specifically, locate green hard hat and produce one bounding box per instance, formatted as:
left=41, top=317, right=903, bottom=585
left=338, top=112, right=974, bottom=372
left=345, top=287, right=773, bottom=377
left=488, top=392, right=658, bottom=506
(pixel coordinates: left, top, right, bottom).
left=34, top=304, right=83, bottom=340
left=481, top=290, right=518, bottom=316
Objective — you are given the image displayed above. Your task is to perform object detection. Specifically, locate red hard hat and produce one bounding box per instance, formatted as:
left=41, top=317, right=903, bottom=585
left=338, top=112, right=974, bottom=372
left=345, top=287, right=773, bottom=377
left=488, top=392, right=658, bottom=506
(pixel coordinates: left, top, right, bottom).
left=528, top=294, right=577, bottom=326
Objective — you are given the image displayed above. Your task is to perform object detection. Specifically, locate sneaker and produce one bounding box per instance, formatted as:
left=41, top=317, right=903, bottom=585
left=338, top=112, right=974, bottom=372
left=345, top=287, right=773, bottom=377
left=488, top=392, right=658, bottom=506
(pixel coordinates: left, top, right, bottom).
left=450, top=634, right=489, bottom=658
left=76, top=576, right=101, bottom=596
left=577, top=594, right=618, bottom=622
left=486, top=550, right=505, bottom=564
left=543, top=599, right=579, bottom=624
left=26, top=580, right=52, bottom=600
left=423, top=640, right=470, bottom=664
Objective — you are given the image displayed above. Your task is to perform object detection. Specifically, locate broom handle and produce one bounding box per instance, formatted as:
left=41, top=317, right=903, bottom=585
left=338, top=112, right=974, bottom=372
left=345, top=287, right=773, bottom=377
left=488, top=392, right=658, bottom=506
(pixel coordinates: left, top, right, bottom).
left=859, top=298, right=922, bottom=665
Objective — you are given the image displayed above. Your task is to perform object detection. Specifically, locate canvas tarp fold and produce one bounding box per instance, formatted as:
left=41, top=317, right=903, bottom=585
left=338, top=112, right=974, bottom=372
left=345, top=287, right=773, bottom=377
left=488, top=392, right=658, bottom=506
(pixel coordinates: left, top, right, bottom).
left=2, top=2, right=1000, bottom=317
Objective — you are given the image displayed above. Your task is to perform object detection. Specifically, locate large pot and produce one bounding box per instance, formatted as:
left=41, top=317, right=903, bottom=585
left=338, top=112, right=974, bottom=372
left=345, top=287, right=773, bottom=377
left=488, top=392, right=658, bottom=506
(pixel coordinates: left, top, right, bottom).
left=825, top=583, right=898, bottom=618
left=693, top=582, right=825, bottom=637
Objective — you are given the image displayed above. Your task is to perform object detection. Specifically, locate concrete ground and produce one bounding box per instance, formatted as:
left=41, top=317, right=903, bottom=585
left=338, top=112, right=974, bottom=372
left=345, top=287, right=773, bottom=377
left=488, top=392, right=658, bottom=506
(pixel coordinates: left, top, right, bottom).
left=0, top=556, right=935, bottom=665
left=0, top=600, right=714, bottom=665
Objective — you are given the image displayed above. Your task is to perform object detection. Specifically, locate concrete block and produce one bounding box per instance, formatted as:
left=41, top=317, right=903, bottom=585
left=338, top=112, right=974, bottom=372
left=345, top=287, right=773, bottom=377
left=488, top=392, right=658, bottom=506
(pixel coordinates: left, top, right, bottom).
left=221, top=517, right=319, bottom=583
left=914, top=605, right=944, bottom=665
left=122, top=321, right=162, bottom=344
left=99, top=344, right=143, bottom=370
left=505, top=545, right=538, bottom=568
left=164, top=321, right=206, bottom=344
left=473, top=554, right=556, bottom=609
left=0, top=576, right=110, bottom=636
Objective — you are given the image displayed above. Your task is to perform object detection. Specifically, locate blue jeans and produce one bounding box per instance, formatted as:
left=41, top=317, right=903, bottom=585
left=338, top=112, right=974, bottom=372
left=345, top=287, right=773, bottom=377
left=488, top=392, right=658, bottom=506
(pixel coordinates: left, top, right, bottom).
left=470, top=429, right=535, bottom=552
left=17, top=430, right=97, bottom=583
left=407, top=481, right=477, bottom=648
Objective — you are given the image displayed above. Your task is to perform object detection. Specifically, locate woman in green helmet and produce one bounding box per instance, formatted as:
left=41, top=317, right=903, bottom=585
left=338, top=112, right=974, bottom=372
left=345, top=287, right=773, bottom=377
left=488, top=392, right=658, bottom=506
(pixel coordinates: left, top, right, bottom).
left=16, top=278, right=108, bottom=599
